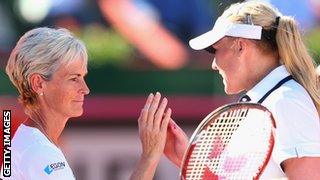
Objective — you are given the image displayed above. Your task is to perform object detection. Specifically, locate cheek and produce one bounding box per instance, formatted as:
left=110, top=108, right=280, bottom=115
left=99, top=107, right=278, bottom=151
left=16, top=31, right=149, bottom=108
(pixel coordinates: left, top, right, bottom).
left=215, top=53, right=243, bottom=94
left=47, top=85, right=74, bottom=106
left=215, top=54, right=236, bottom=74
left=222, top=49, right=241, bottom=70
left=47, top=91, right=68, bottom=108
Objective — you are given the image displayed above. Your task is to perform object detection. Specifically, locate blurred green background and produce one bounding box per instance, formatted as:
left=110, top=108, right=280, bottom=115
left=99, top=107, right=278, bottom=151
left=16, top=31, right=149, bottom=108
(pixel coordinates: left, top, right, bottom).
left=1, top=0, right=319, bottom=97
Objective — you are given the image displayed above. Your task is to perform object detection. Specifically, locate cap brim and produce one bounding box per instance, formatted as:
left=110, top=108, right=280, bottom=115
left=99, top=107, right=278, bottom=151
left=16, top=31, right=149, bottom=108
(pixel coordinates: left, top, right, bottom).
left=188, top=17, right=262, bottom=51
left=189, top=30, right=224, bottom=50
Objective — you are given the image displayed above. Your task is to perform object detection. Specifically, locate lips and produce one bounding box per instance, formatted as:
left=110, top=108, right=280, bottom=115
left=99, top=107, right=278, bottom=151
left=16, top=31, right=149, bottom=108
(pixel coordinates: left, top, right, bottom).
left=218, top=71, right=225, bottom=78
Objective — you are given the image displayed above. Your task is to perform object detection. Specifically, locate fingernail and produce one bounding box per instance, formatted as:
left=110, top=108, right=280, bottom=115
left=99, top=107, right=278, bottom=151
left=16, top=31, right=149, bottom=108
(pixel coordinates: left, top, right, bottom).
left=156, top=92, right=160, bottom=95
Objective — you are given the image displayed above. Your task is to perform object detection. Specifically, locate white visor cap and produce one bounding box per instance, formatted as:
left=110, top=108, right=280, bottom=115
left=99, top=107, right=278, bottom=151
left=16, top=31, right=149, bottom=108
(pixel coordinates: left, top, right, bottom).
left=189, top=17, right=263, bottom=50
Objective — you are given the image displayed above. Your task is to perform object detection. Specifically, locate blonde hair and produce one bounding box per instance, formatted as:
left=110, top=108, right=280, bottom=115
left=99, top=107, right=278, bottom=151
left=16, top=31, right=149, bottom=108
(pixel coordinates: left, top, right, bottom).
left=6, top=27, right=88, bottom=110
left=222, top=1, right=320, bottom=114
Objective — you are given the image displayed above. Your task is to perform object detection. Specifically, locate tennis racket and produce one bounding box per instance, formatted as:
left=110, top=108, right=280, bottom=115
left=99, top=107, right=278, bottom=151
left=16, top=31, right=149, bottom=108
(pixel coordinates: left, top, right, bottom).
left=180, top=103, right=276, bottom=180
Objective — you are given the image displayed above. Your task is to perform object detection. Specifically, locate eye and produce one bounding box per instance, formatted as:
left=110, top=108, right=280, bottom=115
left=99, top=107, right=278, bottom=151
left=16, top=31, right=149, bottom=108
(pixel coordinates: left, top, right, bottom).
left=205, top=47, right=216, bottom=54
left=70, top=77, right=78, bottom=82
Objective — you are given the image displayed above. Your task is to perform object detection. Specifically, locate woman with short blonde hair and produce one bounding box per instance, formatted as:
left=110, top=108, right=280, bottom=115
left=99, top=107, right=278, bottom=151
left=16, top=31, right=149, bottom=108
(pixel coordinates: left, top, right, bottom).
left=2, top=27, right=90, bottom=179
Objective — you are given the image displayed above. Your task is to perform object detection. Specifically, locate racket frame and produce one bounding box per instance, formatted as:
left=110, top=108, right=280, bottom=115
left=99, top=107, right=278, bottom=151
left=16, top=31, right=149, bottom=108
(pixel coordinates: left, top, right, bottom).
left=180, top=102, right=276, bottom=180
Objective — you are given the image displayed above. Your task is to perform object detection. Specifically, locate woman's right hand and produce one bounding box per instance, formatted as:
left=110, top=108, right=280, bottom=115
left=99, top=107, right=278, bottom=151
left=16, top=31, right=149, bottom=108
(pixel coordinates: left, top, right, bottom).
left=164, top=119, right=189, bottom=167
left=130, top=92, right=171, bottom=180
left=138, top=92, right=171, bottom=160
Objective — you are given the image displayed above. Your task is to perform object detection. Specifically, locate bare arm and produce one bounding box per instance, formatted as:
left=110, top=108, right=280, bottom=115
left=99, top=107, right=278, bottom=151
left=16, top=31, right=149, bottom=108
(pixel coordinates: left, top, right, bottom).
left=130, top=155, right=162, bottom=180
left=282, top=157, right=320, bottom=180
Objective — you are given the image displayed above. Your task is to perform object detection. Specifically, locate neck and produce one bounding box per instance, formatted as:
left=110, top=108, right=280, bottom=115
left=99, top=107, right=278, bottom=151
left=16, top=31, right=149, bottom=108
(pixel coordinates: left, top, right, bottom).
left=24, top=108, right=68, bottom=146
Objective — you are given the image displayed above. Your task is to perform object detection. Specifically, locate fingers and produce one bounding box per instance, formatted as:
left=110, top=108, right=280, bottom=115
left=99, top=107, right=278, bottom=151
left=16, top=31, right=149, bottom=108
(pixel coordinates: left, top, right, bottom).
left=153, top=97, right=168, bottom=129
left=169, top=118, right=175, bottom=128
left=139, top=92, right=171, bottom=133
left=146, top=92, right=161, bottom=128
left=168, top=118, right=178, bottom=132
left=137, top=92, right=172, bottom=158
left=160, top=108, right=171, bottom=132
left=168, top=118, right=188, bottom=139
left=139, top=93, right=154, bottom=125
left=143, top=93, right=154, bottom=111
left=141, top=92, right=168, bottom=127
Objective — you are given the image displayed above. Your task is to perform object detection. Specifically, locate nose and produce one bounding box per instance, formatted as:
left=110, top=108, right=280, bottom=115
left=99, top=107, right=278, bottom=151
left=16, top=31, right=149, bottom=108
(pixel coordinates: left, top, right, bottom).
left=81, top=80, right=90, bottom=95
left=211, top=58, right=218, bottom=71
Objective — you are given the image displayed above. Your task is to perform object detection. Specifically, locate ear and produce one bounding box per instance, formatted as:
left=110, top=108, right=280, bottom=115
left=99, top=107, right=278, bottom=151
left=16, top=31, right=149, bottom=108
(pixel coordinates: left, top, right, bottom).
left=237, top=38, right=246, bottom=53
left=29, top=74, right=46, bottom=94
left=237, top=38, right=254, bottom=59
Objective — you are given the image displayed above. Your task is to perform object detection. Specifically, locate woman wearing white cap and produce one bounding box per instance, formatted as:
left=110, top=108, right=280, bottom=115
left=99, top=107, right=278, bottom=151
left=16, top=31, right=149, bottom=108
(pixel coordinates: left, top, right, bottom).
left=131, top=1, right=320, bottom=179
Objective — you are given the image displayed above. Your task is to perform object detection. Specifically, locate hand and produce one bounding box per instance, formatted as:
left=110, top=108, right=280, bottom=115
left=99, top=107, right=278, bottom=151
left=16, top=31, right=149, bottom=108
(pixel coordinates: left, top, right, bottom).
left=131, top=92, right=171, bottom=180
left=164, top=119, right=189, bottom=167
left=138, top=92, right=171, bottom=161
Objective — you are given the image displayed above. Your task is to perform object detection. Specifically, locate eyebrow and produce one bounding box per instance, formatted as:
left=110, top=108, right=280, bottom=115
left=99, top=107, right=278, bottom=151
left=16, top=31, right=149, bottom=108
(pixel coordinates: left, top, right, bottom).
left=68, top=72, right=88, bottom=77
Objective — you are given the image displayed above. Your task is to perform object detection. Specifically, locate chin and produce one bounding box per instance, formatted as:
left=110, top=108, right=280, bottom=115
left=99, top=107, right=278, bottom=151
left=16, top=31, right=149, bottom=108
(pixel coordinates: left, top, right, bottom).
left=224, top=86, right=242, bottom=95
left=75, top=111, right=84, bottom=117
left=70, top=108, right=84, bottom=117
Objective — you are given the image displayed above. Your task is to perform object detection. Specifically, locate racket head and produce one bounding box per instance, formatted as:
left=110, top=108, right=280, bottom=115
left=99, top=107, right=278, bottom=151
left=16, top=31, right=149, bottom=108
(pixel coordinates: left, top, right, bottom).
left=180, top=103, right=276, bottom=180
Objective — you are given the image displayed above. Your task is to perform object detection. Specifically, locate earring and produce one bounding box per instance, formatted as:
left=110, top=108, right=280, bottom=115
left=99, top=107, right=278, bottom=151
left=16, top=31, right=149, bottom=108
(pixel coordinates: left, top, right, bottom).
left=39, top=92, right=44, bottom=96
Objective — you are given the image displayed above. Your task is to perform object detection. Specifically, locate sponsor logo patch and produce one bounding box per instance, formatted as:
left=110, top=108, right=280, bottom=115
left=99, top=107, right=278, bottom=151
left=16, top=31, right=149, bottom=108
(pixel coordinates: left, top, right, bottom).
left=44, top=162, right=66, bottom=175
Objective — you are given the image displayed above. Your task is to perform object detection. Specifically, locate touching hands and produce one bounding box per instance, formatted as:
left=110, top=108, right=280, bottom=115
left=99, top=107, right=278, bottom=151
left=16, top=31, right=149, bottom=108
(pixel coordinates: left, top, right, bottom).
left=164, top=119, right=189, bottom=167
left=138, top=92, right=189, bottom=167
left=130, top=92, right=189, bottom=180
left=138, top=92, right=171, bottom=161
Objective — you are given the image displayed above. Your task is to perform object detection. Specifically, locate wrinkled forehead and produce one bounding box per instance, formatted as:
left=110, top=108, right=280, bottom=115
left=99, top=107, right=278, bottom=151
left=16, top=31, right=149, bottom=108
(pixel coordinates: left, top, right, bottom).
left=64, top=55, right=88, bottom=70
left=57, top=58, right=88, bottom=78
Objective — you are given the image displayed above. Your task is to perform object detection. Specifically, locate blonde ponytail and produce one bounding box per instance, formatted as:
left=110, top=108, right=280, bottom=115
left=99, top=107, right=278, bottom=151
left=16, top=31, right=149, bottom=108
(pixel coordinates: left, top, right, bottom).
left=222, top=1, right=320, bottom=114
left=276, top=16, right=320, bottom=114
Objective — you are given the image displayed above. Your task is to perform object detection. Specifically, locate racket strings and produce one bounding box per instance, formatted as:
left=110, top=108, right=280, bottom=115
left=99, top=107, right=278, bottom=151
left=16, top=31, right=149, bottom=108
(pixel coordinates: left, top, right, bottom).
left=186, top=108, right=249, bottom=179
left=184, top=108, right=273, bottom=180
